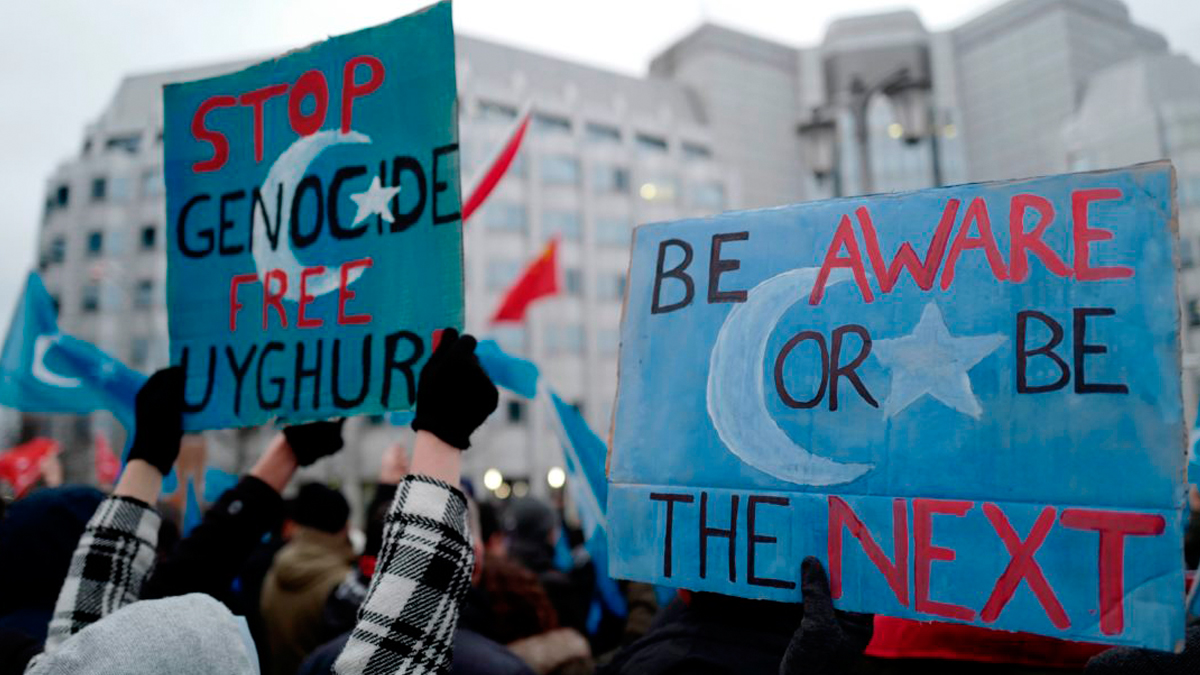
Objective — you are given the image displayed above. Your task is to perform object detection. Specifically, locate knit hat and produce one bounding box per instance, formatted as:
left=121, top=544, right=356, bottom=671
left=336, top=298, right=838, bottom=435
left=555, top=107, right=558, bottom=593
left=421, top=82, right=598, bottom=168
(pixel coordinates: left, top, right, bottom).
left=288, top=483, right=350, bottom=534
left=25, top=593, right=257, bottom=674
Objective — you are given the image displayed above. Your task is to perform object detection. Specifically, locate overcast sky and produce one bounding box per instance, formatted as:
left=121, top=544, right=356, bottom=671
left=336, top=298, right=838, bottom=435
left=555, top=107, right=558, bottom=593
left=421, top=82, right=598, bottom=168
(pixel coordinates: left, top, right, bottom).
left=2, top=0, right=1198, bottom=336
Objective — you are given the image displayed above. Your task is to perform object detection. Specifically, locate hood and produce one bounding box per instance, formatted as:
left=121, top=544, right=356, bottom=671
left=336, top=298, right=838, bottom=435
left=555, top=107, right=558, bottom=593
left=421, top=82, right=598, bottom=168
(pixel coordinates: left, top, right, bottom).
left=271, top=527, right=354, bottom=591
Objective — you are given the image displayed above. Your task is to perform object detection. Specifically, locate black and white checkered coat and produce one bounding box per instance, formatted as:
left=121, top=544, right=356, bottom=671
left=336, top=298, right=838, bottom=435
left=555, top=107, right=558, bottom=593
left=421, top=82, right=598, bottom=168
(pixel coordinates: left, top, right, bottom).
left=334, top=475, right=474, bottom=675
left=41, top=495, right=161, bottom=651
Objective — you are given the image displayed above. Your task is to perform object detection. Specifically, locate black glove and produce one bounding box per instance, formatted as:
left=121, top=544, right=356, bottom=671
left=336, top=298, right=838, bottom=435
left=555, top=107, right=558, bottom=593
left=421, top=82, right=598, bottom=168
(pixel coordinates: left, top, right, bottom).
left=411, top=329, right=498, bottom=450
left=779, top=556, right=874, bottom=675
left=282, top=420, right=345, bottom=466
left=127, top=366, right=185, bottom=476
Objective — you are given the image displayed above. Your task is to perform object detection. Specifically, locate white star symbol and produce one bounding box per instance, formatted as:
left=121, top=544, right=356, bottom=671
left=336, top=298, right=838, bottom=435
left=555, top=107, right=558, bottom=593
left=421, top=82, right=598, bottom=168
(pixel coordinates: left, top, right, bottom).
left=348, top=176, right=401, bottom=226
left=872, top=302, right=1006, bottom=419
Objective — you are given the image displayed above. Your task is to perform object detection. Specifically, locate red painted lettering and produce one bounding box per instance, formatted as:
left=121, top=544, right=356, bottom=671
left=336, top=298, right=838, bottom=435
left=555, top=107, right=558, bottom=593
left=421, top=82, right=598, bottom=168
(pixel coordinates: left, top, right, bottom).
left=1072, top=189, right=1132, bottom=281
left=1059, top=508, right=1165, bottom=636
left=941, top=197, right=1008, bottom=290
left=298, top=266, right=326, bottom=328
left=913, top=498, right=975, bottom=621
left=859, top=201, right=960, bottom=294
left=827, top=496, right=909, bottom=606
left=228, top=274, right=258, bottom=332
left=1009, top=194, right=1071, bottom=282
left=263, top=269, right=288, bottom=329
left=238, top=83, right=289, bottom=163
left=338, top=258, right=373, bottom=325
left=810, top=215, right=874, bottom=305
left=288, top=70, right=329, bottom=137
left=341, top=56, right=385, bottom=134
left=980, top=504, right=1069, bottom=628
left=191, top=95, right=237, bottom=173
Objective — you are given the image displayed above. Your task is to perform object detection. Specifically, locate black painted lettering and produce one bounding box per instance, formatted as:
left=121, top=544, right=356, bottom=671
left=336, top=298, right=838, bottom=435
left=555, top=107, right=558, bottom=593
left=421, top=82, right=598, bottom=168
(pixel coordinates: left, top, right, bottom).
left=1073, top=307, right=1128, bottom=394
left=389, top=156, right=427, bottom=233
left=382, top=331, right=423, bottom=407
left=179, top=345, right=216, bottom=412
left=224, top=344, right=257, bottom=417
left=290, top=175, right=324, bottom=250
left=293, top=339, right=322, bottom=411
left=1016, top=310, right=1069, bottom=393
left=651, top=239, right=694, bottom=314
left=218, top=190, right=246, bottom=255
left=699, top=491, right=738, bottom=583
left=747, top=496, right=795, bottom=589
left=774, top=330, right=828, bottom=409
left=177, top=194, right=213, bottom=258
left=256, top=341, right=285, bottom=410
left=830, top=324, right=878, bottom=411
left=650, top=492, right=695, bottom=578
left=328, top=165, right=368, bottom=240
left=707, top=232, right=749, bottom=304
left=332, top=336, right=371, bottom=408
left=431, top=144, right=460, bottom=225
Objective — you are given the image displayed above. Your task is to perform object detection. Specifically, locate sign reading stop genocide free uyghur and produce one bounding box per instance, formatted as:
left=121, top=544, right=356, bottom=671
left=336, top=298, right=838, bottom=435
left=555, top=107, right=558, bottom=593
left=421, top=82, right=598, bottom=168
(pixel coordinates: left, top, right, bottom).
left=608, top=162, right=1189, bottom=650
left=163, top=2, right=462, bottom=430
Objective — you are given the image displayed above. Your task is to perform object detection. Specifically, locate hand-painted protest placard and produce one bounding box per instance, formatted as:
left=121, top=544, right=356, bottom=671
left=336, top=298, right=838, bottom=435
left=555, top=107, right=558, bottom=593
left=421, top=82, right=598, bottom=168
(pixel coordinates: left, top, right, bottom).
left=163, top=2, right=462, bottom=430
left=608, top=162, right=1188, bottom=650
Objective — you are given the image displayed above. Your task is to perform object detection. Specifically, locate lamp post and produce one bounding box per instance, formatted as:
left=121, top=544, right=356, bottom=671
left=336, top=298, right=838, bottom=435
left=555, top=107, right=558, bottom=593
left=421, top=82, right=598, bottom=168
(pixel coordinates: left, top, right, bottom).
left=798, top=67, right=940, bottom=197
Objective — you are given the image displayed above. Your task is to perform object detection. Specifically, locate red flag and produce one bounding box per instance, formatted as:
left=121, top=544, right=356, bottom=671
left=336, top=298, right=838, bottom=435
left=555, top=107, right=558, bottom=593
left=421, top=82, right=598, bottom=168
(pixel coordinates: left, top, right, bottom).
left=94, top=432, right=120, bottom=486
left=0, top=438, right=59, bottom=498
left=462, top=107, right=531, bottom=223
left=490, top=239, right=560, bottom=323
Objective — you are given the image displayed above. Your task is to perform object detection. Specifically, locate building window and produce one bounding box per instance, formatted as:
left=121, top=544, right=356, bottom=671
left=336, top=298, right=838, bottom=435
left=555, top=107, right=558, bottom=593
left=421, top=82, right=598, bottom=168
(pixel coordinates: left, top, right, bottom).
left=479, top=100, right=517, bottom=122
left=595, top=216, right=632, bottom=246
left=141, top=225, right=157, bottom=250
left=105, top=133, right=141, bottom=154
left=585, top=122, right=621, bottom=144
left=546, top=324, right=584, bottom=355
left=635, top=133, right=669, bottom=154
left=599, top=272, right=626, bottom=301
left=532, top=112, right=572, bottom=136
left=564, top=268, right=583, bottom=296
left=130, top=337, right=150, bottom=369
left=134, top=279, right=154, bottom=309
left=543, top=210, right=581, bottom=240
left=689, top=181, right=726, bottom=211
left=141, top=169, right=164, bottom=197
left=540, top=155, right=580, bottom=186
left=86, top=231, right=104, bottom=256
left=484, top=203, right=526, bottom=232
left=639, top=174, right=678, bottom=203
left=682, top=142, right=712, bottom=160
left=55, top=184, right=69, bottom=208
left=598, top=328, right=620, bottom=356
left=1189, top=299, right=1200, bottom=327
left=487, top=259, right=522, bottom=290
left=591, top=165, right=629, bottom=194
left=109, top=176, right=131, bottom=203
left=507, top=400, right=525, bottom=424
left=82, top=284, right=100, bottom=313
left=90, top=177, right=107, bottom=202
left=49, top=237, right=66, bottom=264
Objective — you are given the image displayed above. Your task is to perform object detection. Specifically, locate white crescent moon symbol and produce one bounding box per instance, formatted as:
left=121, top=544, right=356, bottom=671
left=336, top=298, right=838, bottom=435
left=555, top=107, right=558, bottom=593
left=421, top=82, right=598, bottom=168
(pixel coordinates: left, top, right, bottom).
left=706, top=267, right=874, bottom=486
left=33, top=335, right=81, bottom=388
left=253, top=130, right=372, bottom=301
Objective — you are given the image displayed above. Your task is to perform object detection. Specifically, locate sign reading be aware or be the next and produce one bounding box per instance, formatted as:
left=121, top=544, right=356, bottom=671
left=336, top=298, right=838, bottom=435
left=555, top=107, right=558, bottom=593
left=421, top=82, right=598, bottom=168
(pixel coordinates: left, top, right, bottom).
left=609, top=162, right=1188, bottom=651
left=163, top=2, right=462, bottom=430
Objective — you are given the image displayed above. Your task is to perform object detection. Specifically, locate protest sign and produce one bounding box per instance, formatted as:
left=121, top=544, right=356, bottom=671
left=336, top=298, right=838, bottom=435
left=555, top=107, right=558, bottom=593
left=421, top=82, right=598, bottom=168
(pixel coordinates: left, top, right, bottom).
left=608, top=162, right=1188, bottom=650
left=163, top=2, right=462, bottom=430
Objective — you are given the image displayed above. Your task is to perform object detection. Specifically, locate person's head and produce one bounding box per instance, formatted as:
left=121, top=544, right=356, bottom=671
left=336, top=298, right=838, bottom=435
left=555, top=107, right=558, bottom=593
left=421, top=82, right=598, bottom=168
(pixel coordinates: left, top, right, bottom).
left=0, top=485, right=105, bottom=633
left=505, top=496, right=559, bottom=547
left=477, top=500, right=507, bottom=558
left=26, top=593, right=257, bottom=674
left=287, top=483, right=350, bottom=537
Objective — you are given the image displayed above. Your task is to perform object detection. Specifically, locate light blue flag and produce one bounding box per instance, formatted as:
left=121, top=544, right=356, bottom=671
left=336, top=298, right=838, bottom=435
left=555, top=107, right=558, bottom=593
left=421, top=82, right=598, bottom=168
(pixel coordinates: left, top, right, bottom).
left=183, top=476, right=203, bottom=536
left=549, top=391, right=627, bottom=621
left=203, top=466, right=241, bottom=503
left=477, top=339, right=540, bottom=398
left=389, top=338, right=539, bottom=427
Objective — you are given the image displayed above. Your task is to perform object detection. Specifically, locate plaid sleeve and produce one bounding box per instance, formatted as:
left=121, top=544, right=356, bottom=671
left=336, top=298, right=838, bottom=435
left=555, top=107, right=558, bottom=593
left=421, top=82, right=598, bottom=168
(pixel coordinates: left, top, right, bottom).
left=42, top=495, right=161, bottom=652
left=334, top=475, right=473, bottom=675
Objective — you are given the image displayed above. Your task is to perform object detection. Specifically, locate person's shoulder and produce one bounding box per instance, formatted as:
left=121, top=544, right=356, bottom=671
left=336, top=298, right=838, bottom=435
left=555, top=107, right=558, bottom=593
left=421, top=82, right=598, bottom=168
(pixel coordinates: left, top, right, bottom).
left=453, top=628, right=535, bottom=675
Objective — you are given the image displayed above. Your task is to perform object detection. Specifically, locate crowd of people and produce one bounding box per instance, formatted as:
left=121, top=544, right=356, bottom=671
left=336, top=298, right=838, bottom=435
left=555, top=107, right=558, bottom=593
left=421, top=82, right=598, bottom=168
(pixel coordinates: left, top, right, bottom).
left=0, top=329, right=1197, bottom=674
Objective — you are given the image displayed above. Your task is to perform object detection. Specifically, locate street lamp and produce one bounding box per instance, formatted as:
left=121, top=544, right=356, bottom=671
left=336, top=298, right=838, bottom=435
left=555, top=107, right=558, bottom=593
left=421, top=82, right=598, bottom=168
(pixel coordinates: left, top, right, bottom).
left=798, top=107, right=839, bottom=195
left=798, top=66, right=941, bottom=196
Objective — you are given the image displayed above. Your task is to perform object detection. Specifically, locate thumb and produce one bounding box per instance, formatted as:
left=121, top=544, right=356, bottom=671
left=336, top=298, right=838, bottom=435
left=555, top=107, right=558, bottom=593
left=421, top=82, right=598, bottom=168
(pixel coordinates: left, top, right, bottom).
left=800, top=556, right=836, bottom=628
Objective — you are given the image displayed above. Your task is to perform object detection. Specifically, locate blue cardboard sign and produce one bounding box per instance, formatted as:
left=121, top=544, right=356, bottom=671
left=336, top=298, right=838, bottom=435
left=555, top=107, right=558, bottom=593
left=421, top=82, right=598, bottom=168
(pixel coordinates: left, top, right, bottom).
left=609, top=162, right=1188, bottom=650
left=163, top=3, right=462, bottom=430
